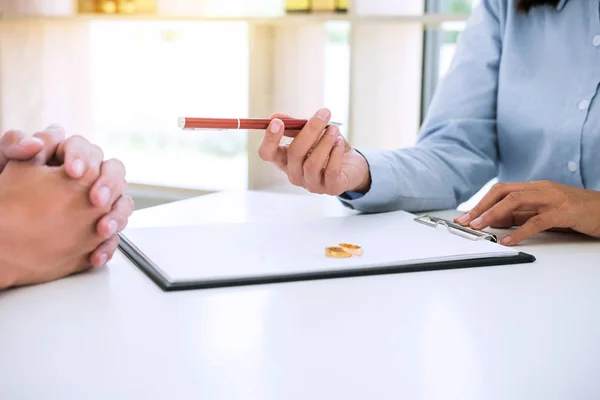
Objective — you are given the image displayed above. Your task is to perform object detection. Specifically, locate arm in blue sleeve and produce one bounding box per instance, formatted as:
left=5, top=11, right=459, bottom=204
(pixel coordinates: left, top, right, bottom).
left=339, top=0, right=505, bottom=213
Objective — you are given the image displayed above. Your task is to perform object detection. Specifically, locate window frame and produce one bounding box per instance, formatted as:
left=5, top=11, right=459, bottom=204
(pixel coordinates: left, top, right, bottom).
left=421, top=0, right=444, bottom=124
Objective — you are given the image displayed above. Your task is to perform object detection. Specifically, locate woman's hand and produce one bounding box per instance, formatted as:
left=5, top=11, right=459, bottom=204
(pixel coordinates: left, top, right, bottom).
left=454, top=181, right=600, bottom=245
left=257, top=108, right=371, bottom=196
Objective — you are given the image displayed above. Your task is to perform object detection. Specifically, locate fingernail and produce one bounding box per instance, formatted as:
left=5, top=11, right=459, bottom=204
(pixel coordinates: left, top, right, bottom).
left=97, top=254, right=108, bottom=266
left=457, top=213, right=471, bottom=224
left=335, top=136, right=344, bottom=146
left=18, top=137, right=44, bottom=146
left=501, top=236, right=512, bottom=246
left=107, top=219, right=118, bottom=235
left=270, top=119, right=282, bottom=134
left=328, top=126, right=338, bottom=135
left=470, top=216, right=483, bottom=228
left=71, top=158, right=85, bottom=177
left=97, top=186, right=111, bottom=206
left=45, top=123, right=64, bottom=132
left=316, top=108, right=331, bottom=121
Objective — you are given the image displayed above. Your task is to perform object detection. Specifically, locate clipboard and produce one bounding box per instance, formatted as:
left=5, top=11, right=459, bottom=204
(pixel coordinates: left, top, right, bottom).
left=117, top=211, right=535, bottom=292
left=413, top=214, right=499, bottom=242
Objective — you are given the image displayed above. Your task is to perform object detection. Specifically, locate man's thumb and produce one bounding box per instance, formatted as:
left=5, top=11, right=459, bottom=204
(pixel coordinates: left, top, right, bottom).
left=0, top=130, right=44, bottom=172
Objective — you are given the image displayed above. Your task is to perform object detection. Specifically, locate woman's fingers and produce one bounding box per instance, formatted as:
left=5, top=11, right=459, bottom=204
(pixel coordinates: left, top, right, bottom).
left=286, top=108, right=331, bottom=187
left=259, top=119, right=288, bottom=170
left=456, top=182, right=539, bottom=225
left=489, top=211, right=538, bottom=228
left=323, top=136, right=346, bottom=195
left=302, top=125, right=340, bottom=193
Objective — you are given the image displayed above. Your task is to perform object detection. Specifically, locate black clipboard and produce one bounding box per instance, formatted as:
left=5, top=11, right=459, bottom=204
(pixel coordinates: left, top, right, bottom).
left=117, top=214, right=535, bottom=292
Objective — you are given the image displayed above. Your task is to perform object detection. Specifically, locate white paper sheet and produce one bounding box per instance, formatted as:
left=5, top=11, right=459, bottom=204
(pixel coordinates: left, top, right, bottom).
left=121, top=210, right=520, bottom=283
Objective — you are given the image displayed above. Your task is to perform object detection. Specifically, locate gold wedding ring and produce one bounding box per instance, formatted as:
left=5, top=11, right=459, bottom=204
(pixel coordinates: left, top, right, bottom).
left=338, top=243, right=363, bottom=256
left=325, top=243, right=363, bottom=258
left=325, top=246, right=352, bottom=258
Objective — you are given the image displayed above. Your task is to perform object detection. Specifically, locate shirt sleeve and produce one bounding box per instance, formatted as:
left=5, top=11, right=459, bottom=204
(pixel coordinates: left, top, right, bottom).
left=339, top=0, right=505, bottom=213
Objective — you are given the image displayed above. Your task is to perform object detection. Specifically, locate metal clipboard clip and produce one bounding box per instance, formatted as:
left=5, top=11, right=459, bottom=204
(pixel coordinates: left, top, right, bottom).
left=414, top=214, right=498, bottom=243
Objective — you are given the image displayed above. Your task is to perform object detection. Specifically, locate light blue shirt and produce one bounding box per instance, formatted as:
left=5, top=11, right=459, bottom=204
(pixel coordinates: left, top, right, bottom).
left=339, top=0, right=600, bottom=213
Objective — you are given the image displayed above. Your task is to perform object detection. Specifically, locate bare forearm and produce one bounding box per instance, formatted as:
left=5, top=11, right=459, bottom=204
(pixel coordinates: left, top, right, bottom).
left=0, top=265, right=16, bottom=289
left=0, top=203, right=18, bottom=289
left=0, top=244, right=16, bottom=290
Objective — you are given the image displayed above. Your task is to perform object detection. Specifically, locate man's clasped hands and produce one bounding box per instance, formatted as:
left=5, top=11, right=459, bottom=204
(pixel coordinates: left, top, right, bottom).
left=0, top=125, right=133, bottom=289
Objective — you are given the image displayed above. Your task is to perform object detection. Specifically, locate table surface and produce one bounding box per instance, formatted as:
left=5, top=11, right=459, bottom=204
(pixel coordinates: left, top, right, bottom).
left=1, top=190, right=599, bottom=400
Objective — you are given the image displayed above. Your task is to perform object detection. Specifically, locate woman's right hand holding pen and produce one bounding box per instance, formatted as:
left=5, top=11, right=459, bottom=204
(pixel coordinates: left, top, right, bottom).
left=258, top=108, right=371, bottom=196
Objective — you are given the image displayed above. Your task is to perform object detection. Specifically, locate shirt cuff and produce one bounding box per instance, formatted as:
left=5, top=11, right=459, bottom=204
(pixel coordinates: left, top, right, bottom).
left=339, top=190, right=364, bottom=200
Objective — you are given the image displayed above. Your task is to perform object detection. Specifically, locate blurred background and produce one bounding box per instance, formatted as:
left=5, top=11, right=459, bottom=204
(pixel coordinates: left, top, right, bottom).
left=0, top=0, right=481, bottom=209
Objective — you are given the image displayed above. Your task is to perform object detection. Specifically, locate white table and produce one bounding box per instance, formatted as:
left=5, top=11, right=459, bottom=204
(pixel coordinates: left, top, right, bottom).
left=1, top=190, right=599, bottom=400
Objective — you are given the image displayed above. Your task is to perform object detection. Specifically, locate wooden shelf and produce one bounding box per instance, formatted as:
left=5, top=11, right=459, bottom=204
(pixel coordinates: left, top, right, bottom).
left=0, top=12, right=469, bottom=26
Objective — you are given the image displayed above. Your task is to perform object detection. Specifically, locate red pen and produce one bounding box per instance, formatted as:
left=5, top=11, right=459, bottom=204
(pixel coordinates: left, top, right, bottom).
left=178, top=117, right=342, bottom=131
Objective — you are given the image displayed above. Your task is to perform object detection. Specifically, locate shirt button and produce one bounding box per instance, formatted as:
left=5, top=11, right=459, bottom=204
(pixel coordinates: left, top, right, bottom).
left=593, top=35, right=600, bottom=46
left=578, top=100, right=589, bottom=110
left=568, top=161, right=578, bottom=172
